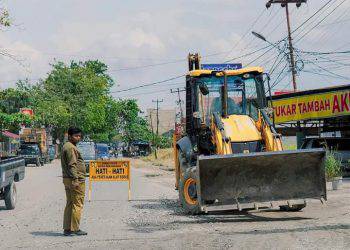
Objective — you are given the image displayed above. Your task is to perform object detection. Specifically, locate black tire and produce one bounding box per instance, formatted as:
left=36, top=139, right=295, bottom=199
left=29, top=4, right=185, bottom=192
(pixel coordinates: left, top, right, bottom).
left=176, top=149, right=190, bottom=190
left=177, top=149, right=189, bottom=172
left=176, top=149, right=185, bottom=188
left=280, top=204, right=306, bottom=212
left=179, top=167, right=201, bottom=215
left=4, top=182, right=17, bottom=210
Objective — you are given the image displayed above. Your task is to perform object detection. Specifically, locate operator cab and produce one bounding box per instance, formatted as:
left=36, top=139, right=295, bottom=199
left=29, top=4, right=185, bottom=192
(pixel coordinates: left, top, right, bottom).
left=185, top=67, right=268, bottom=134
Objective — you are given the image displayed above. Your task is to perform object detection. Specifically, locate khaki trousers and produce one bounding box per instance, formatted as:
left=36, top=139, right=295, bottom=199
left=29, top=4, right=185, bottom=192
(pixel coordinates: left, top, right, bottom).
left=63, top=178, right=85, bottom=231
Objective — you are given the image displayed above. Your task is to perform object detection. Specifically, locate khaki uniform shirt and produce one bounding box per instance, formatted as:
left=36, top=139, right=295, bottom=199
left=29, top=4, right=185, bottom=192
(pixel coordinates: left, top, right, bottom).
left=61, top=141, right=86, bottom=180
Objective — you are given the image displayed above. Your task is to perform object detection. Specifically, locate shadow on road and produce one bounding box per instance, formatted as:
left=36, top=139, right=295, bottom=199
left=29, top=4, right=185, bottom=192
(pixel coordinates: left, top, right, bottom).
left=30, top=231, right=64, bottom=237
left=132, top=199, right=312, bottom=220
left=230, top=223, right=350, bottom=235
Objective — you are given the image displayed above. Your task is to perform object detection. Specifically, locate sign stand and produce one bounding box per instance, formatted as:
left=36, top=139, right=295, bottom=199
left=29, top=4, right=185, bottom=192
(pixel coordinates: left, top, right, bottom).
left=88, top=160, right=131, bottom=202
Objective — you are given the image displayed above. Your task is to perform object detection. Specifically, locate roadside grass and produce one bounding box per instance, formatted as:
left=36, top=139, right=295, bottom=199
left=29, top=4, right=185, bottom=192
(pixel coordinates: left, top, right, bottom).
left=142, top=148, right=174, bottom=171
left=284, top=144, right=297, bottom=150
left=282, top=136, right=297, bottom=150
left=325, top=150, right=342, bottom=181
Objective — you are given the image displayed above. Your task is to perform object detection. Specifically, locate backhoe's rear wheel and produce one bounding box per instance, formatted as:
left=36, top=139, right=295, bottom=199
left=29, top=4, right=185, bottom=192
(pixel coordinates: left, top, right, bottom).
left=179, top=167, right=201, bottom=215
left=280, top=204, right=306, bottom=212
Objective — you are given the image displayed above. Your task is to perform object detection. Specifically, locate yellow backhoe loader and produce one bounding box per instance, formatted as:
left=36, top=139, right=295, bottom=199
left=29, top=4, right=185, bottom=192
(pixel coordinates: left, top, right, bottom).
left=173, top=53, right=326, bottom=214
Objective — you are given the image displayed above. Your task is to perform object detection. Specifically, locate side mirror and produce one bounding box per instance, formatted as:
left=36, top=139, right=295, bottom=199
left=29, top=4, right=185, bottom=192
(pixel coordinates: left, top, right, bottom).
left=199, top=82, right=209, bottom=96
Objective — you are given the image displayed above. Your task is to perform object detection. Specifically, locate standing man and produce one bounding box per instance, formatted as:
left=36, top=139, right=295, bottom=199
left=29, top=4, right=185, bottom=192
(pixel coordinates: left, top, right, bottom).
left=61, top=127, right=87, bottom=236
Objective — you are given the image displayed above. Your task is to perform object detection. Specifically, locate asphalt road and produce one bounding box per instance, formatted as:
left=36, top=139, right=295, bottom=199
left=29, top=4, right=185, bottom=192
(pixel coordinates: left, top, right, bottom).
left=0, top=159, right=350, bottom=249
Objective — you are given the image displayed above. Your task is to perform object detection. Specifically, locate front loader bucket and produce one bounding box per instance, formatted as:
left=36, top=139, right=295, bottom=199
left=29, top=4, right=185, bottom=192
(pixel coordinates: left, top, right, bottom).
left=197, top=149, right=326, bottom=210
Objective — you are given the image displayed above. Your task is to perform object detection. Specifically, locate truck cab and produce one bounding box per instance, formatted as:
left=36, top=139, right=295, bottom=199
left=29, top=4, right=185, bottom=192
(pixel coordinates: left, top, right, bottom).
left=19, top=143, right=43, bottom=167
left=0, top=156, right=25, bottom=209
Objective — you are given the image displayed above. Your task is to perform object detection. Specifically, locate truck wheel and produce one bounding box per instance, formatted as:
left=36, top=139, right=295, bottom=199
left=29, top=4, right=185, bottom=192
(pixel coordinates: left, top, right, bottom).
left=280, top=204, right=306, bottom=212
left=36, top=158, right=41, bottom=167
left=4, top=182, right=17, bottom=210
left=179, top=167, right=201, bottom=215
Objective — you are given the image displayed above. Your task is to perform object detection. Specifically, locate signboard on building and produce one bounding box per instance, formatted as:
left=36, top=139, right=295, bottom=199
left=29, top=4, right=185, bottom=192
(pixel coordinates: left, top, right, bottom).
left=201, top=63, right=243, bottom=71
left=271, top=88, right=350, bottom=124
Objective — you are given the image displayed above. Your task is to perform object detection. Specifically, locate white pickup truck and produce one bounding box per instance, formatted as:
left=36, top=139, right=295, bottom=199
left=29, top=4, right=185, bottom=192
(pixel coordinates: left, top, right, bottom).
left=0, top=156, right=25, bottom=210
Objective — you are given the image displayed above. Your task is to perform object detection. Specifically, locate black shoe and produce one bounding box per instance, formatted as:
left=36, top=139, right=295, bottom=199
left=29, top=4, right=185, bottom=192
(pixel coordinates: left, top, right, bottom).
left=63, top=230, right=73, bottom=236
left=72, top=230, right=87, bottom=236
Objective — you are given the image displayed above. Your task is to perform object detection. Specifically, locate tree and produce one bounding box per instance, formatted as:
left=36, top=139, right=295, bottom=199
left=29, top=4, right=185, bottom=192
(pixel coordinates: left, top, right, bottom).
left=26, top=60, right=114, bottom=142
left=12, top=59, right=152, bottom=146
left=0, top=7, right=32, bottom=133
left=0, top=87, right=32, bottom=132
left=113, top=99, right=152, bottom=144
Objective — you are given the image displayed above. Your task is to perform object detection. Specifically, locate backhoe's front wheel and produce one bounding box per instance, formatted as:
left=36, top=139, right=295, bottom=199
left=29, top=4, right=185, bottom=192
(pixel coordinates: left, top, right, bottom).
left=179, top=167, right=201, bottom=215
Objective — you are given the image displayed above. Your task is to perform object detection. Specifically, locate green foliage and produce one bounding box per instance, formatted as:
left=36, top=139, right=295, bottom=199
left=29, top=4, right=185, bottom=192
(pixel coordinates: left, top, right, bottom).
left=25, top=60, right=114, bottom=141
left=0, top=86, right=33, bottom=132
left=113, top=99, right=152, bottom=143
left=10, top=60, right=151, bottom=144
left=153, top=135, right=172, bottom=149
left=325, top=150, right=342, bottom=181
left=0, top=87, right=31, bottom=113
left=0, top=59, right=152, bottom=145
left=0, top=112, right=31, bottom=132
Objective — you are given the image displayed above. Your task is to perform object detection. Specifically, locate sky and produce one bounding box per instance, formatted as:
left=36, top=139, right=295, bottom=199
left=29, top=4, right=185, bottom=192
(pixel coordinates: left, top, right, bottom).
left=1, top=0, right=350, bottom=111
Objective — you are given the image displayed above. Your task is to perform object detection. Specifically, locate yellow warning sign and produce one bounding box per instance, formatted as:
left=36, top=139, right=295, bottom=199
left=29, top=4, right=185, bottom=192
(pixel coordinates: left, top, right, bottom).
left=89, top=160, right=130, bottom=181
left=88, top=160, right=131, bottom=201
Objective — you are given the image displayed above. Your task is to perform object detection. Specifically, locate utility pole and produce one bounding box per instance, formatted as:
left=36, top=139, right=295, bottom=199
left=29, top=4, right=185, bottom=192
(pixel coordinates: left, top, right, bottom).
left=152, top=99, right=163, bottom=159
left=149, top=110, right=155, bottom=158
left=266, top=0, right=306, bottom=92
left=170, top=88, right=185, bottom=121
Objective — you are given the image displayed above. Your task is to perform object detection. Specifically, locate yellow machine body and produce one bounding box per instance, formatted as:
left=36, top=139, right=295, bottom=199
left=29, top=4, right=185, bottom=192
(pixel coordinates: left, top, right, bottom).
left=174, top=54, right=326, bottom=214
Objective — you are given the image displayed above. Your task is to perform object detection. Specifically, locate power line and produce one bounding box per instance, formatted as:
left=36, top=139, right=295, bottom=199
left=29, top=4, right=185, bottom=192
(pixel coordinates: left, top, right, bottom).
left=242, top=8, right=280, bottom=51
left=266, top=5, right=297, bottom=38
left=111, top=74, right=185, bottom=93
left=245, top=45, right=276, bottom=66
left=118, top=89, right=172, bottom=98
left=109, top=51, right=230, bottom=72
left=113, top=81, right=184, bottom=98
left=224, top=44, right=272, bottom=63
left=313, top=4, right=350, bottom=45
left=223, top=8, right=267, bottom=60
left=303, top=69, right=349, bottom=80
left=294, top=0, right=348, bottom=44
left=253, top=0, right=336, bottom=72
left=304, top=59, right=350, bottom=80
left=291, top=0, right=334, bottom=37
left=109, top=59, right=185, bottom=72
left=299, top=50, right=350, bottom=55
